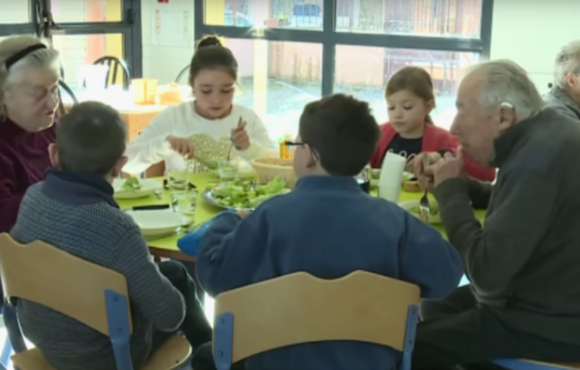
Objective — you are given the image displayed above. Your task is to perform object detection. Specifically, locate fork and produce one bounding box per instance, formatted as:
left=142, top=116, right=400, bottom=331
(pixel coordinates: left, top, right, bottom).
left=418, top=155, right=431, bottom=221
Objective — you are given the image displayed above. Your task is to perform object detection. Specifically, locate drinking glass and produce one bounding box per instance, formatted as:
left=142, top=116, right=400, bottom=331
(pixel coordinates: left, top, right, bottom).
left=168, top=163, right=196, bottom=214
left=217, top=159, right=239, bottom=181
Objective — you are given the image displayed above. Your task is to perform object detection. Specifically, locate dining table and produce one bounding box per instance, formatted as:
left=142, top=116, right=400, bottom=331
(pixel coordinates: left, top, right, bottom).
left=116, top=172, right=487, bottom=264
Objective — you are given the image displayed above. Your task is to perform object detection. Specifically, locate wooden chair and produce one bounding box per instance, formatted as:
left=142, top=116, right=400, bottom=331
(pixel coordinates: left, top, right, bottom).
left=57, top=79, right=77, bottom=118
left=92, top=56, right=131, bottom=89
left=212, top=271, right=420, bottom=370
left=0, top=233, right=191, bottom=370
left=175, top=65, right=190, bottom=84
left=494, top=359, right=580, bottom=370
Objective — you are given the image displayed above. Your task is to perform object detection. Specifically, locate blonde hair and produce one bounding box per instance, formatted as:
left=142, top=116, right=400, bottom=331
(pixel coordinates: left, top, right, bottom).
left=554, top=40, right=580, bottom=89
left=0, top=35, right=60, bottom=119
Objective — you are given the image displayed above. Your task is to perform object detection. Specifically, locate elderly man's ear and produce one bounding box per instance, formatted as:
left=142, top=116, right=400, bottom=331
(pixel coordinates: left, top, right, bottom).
left=498, top=104, right=517, bottom=131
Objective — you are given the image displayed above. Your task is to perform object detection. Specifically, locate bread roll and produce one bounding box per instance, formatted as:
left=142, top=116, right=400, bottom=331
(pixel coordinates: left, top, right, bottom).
left=403, top=181, right=422, bottom=193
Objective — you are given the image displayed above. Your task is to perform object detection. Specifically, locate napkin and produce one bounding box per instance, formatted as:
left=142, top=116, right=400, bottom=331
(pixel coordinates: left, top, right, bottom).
left=177, top=210, right=234, bottom=256
left=378, top=152, right=406, bottom=202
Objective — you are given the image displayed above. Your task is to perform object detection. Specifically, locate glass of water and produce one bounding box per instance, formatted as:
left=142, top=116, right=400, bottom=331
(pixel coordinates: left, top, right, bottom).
left=217, top=159, right=239, bottom=181
left=168, top=165, right=196, bottom=215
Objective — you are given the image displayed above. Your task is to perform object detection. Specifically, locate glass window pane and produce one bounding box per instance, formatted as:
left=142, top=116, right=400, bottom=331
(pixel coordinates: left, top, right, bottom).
left=0, top=0, right=30, bottom=24
left=334, top=45, right=479, bottom=129
left=51, top=0, right=122, bottom=23
left=53, top=33, right=125, bottom=88
left=335, top=0, right=482, bottom=39
left=205, top=0, right=324, bottom=30
left=223, top=38, right=322, bottom=138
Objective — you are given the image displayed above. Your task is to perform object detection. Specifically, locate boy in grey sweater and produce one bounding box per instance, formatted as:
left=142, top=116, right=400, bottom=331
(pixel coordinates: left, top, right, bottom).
left=11, top=101, right=211, bottom=370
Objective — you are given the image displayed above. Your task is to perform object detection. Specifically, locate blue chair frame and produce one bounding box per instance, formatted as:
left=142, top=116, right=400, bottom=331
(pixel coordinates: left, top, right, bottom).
left=3, top=290, right=133, bottom=370
left=213, top=304, right=419, bottom=370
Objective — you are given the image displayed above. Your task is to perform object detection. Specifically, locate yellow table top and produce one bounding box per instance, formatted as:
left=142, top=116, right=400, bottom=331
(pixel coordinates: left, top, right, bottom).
left=116, top=173, right=486, bottom=258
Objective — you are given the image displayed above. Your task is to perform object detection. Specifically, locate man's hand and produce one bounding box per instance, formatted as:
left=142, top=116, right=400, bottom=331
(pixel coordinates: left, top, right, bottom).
left=236, top=210, right=251, bottom=219
left=413, top=152, right=442, bottom=192
left=231, top=119, right=250, bottom=150
left=432, top=151, right=465, bottom=187
left=166, top=136, right=195, bottom=158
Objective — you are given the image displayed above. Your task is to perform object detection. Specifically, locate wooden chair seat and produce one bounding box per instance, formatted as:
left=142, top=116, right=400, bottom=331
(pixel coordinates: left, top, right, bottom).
left=11, top=334, right=191, bottom=370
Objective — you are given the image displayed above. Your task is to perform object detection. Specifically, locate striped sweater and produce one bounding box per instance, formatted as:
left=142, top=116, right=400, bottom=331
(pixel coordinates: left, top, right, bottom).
left=10, top=170, right=185, bottom=370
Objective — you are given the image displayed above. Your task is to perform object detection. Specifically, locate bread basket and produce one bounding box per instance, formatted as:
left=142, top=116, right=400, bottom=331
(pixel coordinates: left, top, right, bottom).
left=251, top=158, right=296, bottom=188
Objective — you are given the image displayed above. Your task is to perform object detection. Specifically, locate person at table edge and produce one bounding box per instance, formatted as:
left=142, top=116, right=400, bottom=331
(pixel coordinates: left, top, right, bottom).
left=411, top=59, right=580, bottom=368
left=0, top=36, right=60, bottom=233
left=544, top=40, right=580, bottom=121
left=370, top=66, right=496, bottom=183
left=193, top=94, right=463, bottom=370
left=122, top=36, right=275, bottom=175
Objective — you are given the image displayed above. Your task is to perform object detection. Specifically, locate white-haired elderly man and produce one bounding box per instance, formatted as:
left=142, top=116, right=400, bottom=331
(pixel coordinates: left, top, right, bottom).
left=411, top=60, right=580, bottom=369
left=545, top=40, right=580, bottom=120
left=0, top=35, right=60, bottom=233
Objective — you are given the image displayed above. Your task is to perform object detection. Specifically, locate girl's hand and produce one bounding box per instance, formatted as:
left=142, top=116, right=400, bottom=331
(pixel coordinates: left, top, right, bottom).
left=231, top=118, right=250, bottom=150
left=166, top=135, right=195, bottom=158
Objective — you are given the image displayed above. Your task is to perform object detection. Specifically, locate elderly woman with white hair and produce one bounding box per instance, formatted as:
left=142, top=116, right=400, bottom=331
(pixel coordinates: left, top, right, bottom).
left=0, top=35, right=60, bottom=233
left=545, top=40, right=580, bottom=120
left=411, top=59, right=580, bottom=369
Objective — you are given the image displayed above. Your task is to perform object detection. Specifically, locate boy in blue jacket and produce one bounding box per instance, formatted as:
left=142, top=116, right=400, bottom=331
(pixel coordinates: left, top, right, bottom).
left=195, top=94, right=464, bottom=370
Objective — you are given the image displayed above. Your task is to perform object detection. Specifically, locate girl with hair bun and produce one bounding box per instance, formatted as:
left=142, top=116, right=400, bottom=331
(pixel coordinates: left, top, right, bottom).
left=124, top=35, right=274, bottom=174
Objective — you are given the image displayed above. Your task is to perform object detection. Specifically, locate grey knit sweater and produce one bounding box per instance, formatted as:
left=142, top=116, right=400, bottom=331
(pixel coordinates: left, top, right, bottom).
left=10, top=170, right=186, bottom=370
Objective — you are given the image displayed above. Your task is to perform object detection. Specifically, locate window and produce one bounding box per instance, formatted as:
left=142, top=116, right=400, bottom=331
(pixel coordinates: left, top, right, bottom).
left=224, top=38, right=322, bottom=139
left=0, top=0, right=142, bottom=84
left=195, top=0, right=493, bottom=134
left=335, top=46, right=478, bottom=127
left=53, top=33, right=124, bottom=88
left=50, top=0, right=123, bottom=23
left=0, top=0, right=31, bottom=24
left=0, top=0, right=36, bottom=37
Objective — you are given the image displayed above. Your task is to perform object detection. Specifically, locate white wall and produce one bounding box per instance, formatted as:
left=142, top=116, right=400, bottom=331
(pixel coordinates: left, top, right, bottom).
left=141, top=0, right=580, bottom=91
left=141, top=0, right=194, bottom=84
left=489, top=0, right=580, bottom=92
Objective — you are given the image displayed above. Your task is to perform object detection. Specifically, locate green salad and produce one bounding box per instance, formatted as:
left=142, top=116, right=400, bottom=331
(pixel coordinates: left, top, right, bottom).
left=210, top=177, right=287, bottom=209
left=121, top=178, right=141, bottom=191
left=407, top=202, right=439, bottom=216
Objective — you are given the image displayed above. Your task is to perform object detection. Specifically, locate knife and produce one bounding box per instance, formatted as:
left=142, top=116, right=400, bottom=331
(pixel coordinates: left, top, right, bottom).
left=124, top=204, right=171, bottom=211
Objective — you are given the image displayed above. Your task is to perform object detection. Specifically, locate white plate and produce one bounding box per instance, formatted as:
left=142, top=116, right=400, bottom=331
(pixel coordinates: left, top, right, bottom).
left=113, top=179, right=161, bottom=200
left=399, top=200, right=442, bottom=224
left=126, top=210, right=192, bottom=237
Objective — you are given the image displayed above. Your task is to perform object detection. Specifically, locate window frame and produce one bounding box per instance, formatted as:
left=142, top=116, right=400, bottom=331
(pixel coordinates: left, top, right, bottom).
left=0, top=0, right=38, bottom=36
left=194, top=0, right=494, bottom=96
left=44, top=0, right=142, bottom=78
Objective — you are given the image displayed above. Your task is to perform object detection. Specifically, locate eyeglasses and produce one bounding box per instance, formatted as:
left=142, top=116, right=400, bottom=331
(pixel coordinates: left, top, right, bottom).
left=284, top=141, right=319, bottom=161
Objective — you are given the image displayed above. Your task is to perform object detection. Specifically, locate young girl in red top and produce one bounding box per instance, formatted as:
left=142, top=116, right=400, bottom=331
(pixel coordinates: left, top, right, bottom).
left=370, top=66, right=495, bottom=182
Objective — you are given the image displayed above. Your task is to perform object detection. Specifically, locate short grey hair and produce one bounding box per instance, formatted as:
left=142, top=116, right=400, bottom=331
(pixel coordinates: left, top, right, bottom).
left=554, top=40, right=580, bottom=89
left=465, top=59, right=544, bottom=122
left=0, top=35, right=60, bottom=118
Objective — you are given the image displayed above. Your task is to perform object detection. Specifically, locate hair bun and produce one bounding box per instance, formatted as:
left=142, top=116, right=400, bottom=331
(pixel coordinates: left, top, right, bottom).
left=197, top=36, right=222, bottom=50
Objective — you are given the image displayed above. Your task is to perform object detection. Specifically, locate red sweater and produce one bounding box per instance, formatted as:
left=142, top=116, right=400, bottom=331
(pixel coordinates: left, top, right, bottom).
left=370, top=123, right=496, bottom=182
left=0, top=117, right=56, bottom=232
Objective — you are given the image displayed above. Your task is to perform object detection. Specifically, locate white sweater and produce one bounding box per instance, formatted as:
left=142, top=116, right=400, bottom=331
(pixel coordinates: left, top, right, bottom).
left=123, top=102, right=275, bottom=174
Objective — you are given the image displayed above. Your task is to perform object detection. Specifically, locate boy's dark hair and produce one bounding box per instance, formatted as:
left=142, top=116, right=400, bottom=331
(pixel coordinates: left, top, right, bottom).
left=189, top=36, right=238, bottom=83
left=299, top=94, right=380, bottom=176
left=56, top=101, right=126, bottom=176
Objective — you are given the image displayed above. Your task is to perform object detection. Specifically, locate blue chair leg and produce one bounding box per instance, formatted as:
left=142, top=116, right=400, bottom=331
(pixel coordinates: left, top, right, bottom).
left=0, top=338, right=12, bottom=370
left=3, top=304, right=26, bottom=353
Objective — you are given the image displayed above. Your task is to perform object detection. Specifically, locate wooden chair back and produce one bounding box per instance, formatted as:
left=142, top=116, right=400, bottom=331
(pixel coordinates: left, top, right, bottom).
left=213, top=271, right=420, bottom=364
left=0, top=233, right=132, bottom=336
left=92, top=56, right=131, bottom=89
